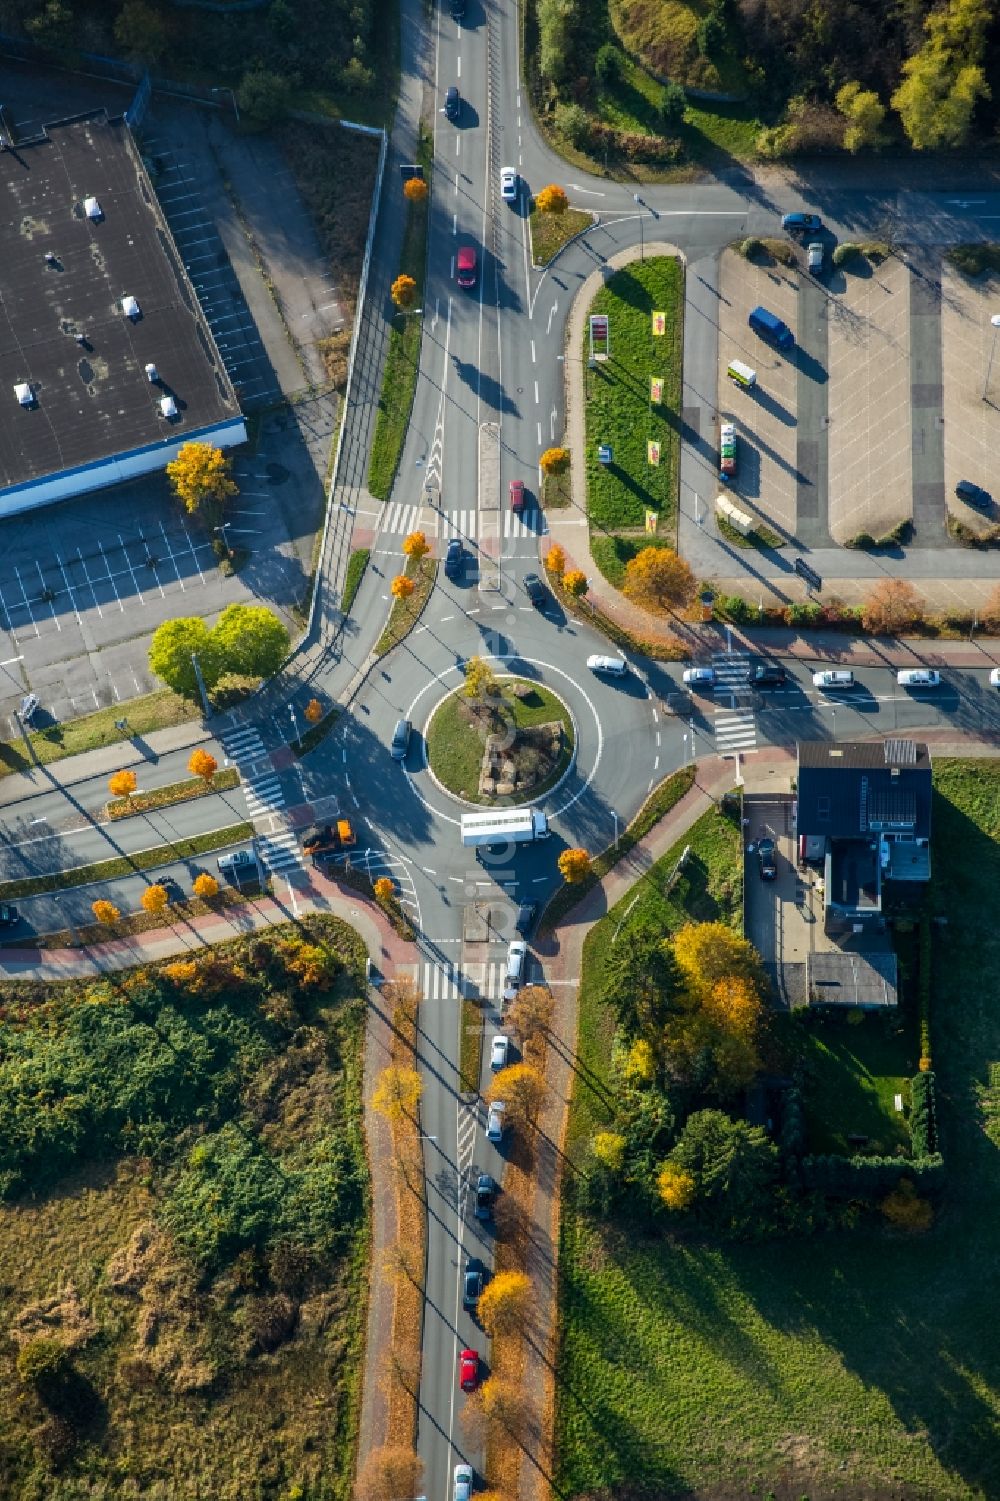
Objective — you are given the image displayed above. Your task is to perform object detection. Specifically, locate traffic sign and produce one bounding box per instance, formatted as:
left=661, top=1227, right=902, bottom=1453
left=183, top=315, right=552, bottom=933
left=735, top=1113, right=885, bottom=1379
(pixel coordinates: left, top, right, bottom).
left=597, top=443, right=613, bottom=465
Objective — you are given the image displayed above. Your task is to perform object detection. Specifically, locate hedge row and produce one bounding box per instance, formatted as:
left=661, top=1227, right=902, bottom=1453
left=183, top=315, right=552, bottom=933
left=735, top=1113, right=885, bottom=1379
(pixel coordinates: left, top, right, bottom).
left=918, top=913, right=932, bottom=1068
left=802, top=1152, right=944, bottom=1199
left=910, top=1070, right=938, bottom=1158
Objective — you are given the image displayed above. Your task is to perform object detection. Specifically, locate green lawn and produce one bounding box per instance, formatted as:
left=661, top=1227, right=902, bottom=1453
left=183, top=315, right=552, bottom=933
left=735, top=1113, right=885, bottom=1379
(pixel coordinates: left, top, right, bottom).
left=530, top=206, right=593, bottom=266
left=0, top=689, right=195, bottom=781
left=426, top=680, right=574, bottom=804
left=555, top=758, right=1000, bottom=1500
left=774, top=1011, right=914, bottom=1156
left=589, top=532, right=679, bottom=589
left=367, top=127, right=432, bottom=500
left=584, top=257, right=683, bottom=538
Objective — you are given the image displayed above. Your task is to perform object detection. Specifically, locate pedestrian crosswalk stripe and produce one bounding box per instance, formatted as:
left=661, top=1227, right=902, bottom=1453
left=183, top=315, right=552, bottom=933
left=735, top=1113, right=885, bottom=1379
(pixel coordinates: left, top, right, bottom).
left=712, top=652, right=751, bottom=690
left=715, top=710, right=757, bottom=751
left=257, top=832, right=302, bottom=871
left=221, top=727, right=266, bottom=759
left=380, top=503, right=542, bottom=541
left=393, top=959, right=507, bottom=1001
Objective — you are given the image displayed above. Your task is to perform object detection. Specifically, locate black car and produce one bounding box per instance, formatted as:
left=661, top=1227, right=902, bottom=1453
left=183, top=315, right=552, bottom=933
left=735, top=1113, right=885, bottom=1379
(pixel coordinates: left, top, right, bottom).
left=444, top=85, right=461, bottom=121
left=757, top=837, right=777, bottom=881
left=0, top=903, right=19, bottom=928
left=523, top=572, right=546, bottom=606
left=463, top=1258, right=485, bottom=1309
left=515, top=901, right=537, bottom=935
left=752, top=663, right=787, bottom=688
left=474, top=1173, right=494, bottom=1219
left=450, top=0, right=466, bottom=17
left=445, top=537, right=464, bottom=579
left=956, top=479, right=991, bottom=509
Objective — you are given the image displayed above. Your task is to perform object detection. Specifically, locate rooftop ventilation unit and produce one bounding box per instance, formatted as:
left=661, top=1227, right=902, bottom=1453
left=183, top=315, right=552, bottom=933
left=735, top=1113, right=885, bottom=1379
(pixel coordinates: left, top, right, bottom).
left=159, top=395, right=178, bottom=418
left=145, top=362, right=158, bottom=383
left=14, top=383, right=33, bottom=406
left=121, top=295, right=141, bottom=320
left=84, top=196, right=103, bottom=220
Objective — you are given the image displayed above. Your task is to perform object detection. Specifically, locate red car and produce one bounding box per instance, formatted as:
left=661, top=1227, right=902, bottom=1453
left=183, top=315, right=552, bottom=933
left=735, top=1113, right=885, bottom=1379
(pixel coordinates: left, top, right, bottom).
left=456, top=245, right=477, bottom=289
left=459, top=1348, right=479, bottom=1392
left=509, top=479, right=525, bottom=514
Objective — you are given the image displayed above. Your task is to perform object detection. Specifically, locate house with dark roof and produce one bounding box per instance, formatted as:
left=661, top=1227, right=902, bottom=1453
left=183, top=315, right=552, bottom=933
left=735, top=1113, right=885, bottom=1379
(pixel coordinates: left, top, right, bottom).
left=796, top=739, right=932, bottom=938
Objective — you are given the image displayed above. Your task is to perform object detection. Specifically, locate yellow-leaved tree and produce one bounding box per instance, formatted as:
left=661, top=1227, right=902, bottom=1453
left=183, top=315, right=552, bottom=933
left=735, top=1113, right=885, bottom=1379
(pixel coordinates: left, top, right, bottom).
left=535, top=183, right=569, bottom=214
left=391, top=274, right=418, bottom=309
left=539, top=446, right=570, bottom=475
left=304, top=697, right=324, bottom=724
left=391, top=574, right=415, bottom=603
left=592, top=1131, right=626, bottom=1173
left=657, top=1161, right=695, bottom=1211
left=403, top=176, right=428, bottom=203
left=545, top=542, right=566, bottom=577
left=354, top=1446, right=424, bottom=1501
left=464, top=655, right=498, bottom=700
left=505, top=984, right=553, bottom=1044
left=141, top=884, right=169, bottom=915
left=166, top=441, right=238, bottom=516
left=192, top=872, right=219, bottom=900
left=562, top=569, right=588, bottom=598
left=623, top=546, right=696, bottom=616
left=476, top=1269, right=532, bottom=1336
left=108, top=768, right=137, bottom=804
left=92, top=900, right=120, bottom=926
left=374, top=876, right=395, bottom=902
left=372, top=1065, right=423, bottom=1124
left=486, top=1061, right=546, bottom=1127
left=402, top=530, right=429, bottom=562
left=558, top=847, right=591, bottom=884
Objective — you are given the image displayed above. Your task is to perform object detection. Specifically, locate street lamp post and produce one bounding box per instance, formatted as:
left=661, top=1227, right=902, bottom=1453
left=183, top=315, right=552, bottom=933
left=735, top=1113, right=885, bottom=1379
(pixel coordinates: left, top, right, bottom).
left=634, top=193, right=645, bottom=262
left=983, top=313, right=1000, bottom=401
left=53, top=895, right=81, bottom=948
left=211, top=86, right=240, bottom=125
left=289, top=703, right=300, bottom=748
left=214, top=523, right=233, bottom=562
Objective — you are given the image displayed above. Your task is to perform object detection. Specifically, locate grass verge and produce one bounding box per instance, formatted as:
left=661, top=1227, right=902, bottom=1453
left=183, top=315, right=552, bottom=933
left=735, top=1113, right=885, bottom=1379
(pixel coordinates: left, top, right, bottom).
left=29, top=885, right=256, bottom=949
left=0, top=823, right=254, bottom=901
left=715, top=513, right=786, bottom=549
left=342, top=547, right=370, bottom=615
left=459, top=997, right=483, bottom=1093
left=555, top=761, right=1000, bottom=1500
left=0, top=689, right=196, bottom=781
left=584, top=257, right=683, bottom=536
left=375, top=556, right=437, bottom=657
left=293, top=707, right=342, bottom=759
left=540, top=764, right=695, bottom=932
left=542, top=467, right=573, bottom=508
left=549, top=574, right=688, bottom=661
left=368, top=126, right=433, bottom=500
left=426, top=679, right=574, bottom=805
left=107, top=768, right=240, bottom=820
left=530, top=206, right=592, bottom=266
left=774, top=1010, right=914, bottom=1156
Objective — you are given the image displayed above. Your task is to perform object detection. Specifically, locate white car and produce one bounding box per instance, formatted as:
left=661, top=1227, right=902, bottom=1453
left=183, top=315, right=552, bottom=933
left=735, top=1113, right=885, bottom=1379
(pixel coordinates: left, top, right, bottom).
left=897, top=669, right=941, bottom=688
left=587, top=653, right=627, bottom=676
left=486, top=1101, right=506, bottom=1142
left=806, top=241, right=823, bottom=273
left=990, top=668, right=1000, bottom=687
left=500, top=167, right=518, bottom=202
left=454, top=1464, right=474, bottom=1501
left=812, top=669, right=855, bottom=689
left=490, top=1034, right=510, bottom=1070
left=683, top=666, right=715, bottom=688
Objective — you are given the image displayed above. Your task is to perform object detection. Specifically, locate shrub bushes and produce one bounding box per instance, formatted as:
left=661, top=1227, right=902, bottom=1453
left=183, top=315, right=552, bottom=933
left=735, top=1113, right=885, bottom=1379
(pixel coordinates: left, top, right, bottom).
left=739, top=236, right=763, bottom=259
left=594, top=42, right=622, bottom=84
left=802, top=1152, right=944, bottom=1199
left=832, top=242, right=861, bottom=267
left=553, top=100, right=591, bottom=148
left=918, top=913, right=932, bottom=1067
left=784, top=601, right=824, bottom=627
left=910, top=1071, right=938, bottom=1158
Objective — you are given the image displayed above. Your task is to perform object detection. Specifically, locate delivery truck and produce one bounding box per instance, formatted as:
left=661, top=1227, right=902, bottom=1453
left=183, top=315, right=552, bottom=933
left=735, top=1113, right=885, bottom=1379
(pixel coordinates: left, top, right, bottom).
left=460, top=808, right=549, bottom=847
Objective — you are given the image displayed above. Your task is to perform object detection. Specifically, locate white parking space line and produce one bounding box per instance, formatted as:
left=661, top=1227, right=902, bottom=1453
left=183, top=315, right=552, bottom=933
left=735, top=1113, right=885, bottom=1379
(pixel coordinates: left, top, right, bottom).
left=53, top=554, right=83, bottom=627
left=75, top=549, right=104, bottom=619
left=30, top=562, right=53, bottom=631
left=97, top=540, right=125, bottom=612
left=117, top=533, right=146, bottom=604
left=157, top=523, right=186, bottom=591
left=137, top=531, right=166, bottom=598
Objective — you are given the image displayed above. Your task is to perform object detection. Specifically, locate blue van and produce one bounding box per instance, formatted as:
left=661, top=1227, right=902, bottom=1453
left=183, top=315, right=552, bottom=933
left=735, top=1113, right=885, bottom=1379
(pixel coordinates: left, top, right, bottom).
left=749, top=305, right=794, bottom=350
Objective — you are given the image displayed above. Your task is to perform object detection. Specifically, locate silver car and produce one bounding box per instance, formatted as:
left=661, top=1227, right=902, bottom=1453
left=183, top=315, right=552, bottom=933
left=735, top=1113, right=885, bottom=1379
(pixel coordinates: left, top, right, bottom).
left=454, top=1464, right=474, bottom=1501
left=807, top=241, right=823, bottom=273
left=682, top=666, right=716, bottom=688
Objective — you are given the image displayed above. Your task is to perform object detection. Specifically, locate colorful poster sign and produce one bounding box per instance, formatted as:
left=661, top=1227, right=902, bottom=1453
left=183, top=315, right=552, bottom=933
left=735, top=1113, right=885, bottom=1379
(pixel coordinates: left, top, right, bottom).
left=645, top=509, right=658, bottom=533
left=647, top=440, right=661, bottom=467
left=650, top=377, right=663, bottom=403
left=651, top=311, right=666, bottom=336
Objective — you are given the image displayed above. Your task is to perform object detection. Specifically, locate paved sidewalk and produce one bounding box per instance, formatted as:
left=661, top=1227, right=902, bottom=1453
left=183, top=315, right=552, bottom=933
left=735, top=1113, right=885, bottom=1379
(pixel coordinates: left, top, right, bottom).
left=0, top=719, right=213, bottom=809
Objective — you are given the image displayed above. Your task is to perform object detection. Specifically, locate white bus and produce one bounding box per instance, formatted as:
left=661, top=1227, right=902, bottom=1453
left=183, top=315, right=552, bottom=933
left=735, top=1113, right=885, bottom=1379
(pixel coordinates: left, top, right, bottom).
left=460, top=808, right=549, bottom=847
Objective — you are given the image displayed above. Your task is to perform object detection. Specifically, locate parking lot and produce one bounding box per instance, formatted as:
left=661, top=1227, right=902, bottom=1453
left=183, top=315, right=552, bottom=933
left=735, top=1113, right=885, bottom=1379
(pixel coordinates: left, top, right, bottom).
left=942, top=267, right=1000, bottom=535
left=718, top=251, right=801, bottom=538
left=827, top=256, right=912, bottom=543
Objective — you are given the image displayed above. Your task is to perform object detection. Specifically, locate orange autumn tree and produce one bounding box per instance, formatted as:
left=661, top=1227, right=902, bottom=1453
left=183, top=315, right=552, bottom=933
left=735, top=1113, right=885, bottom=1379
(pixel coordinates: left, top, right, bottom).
left=391, top=574, right=415, bottom=603
left=476, top=1270, right=532, bottom=1336
left=539, top=446, right=570, bottom=475
left=192, top=872, right=219, bottom=900
left=166, top=441, right=238, bottom=516
left=304, top=698, right=324, bottom=724
left=545, top=543, right=566, bottom=577
left=401, top=530, right=429, bottom=562
left=623, top=546, right=696, bottom=615
left=188, top=747, right=217, bottom=785
left=141, top=884, right=169, bottom=915
left=403, top=176, right=428, bottom=203
left=108, top=768, right=137, bottom=804
left=558, top=847, right=591, bottom=883
left=562, top=569, right=588, bottom=598
left=92, top=900, right=120, bottom=925
left=535, top=183, right=569, bottom=214
left=391, top=274, right=417, bottom=309
left=374, top=876, right=395, bottom=902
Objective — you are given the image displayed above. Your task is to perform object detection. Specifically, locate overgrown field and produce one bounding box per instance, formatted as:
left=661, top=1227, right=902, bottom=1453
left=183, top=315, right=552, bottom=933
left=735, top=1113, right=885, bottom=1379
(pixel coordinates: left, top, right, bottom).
left=0, top=918, right=369, bottom=1501
left=555, top=760, right=1000, bottom=1500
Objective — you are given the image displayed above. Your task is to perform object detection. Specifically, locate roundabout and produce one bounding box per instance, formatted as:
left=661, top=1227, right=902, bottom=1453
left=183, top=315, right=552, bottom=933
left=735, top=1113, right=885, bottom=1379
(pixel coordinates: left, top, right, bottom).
left=424, top=673, right=575, bottom=806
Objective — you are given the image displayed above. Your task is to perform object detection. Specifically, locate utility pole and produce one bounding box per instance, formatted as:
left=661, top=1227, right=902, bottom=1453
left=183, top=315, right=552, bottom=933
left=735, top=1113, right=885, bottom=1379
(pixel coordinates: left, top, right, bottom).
left=191, top=652, right=211, bottom=720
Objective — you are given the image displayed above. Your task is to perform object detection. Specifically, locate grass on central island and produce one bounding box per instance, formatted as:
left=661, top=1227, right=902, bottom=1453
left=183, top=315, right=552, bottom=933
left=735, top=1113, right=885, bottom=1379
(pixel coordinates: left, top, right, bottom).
left=426, top=679, right=573, bottom=805
left=555, top=759, right=1000, bottom=1501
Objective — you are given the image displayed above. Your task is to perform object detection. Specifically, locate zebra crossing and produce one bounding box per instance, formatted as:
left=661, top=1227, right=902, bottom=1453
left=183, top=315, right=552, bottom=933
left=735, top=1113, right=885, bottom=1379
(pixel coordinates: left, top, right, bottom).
left=379, top=501, right=543, bottom=540
left=218, top=726, right=304, bottom=873
left=396, top=958, right=508, bottom=1001
left=712, top=652, right=757, bottom=754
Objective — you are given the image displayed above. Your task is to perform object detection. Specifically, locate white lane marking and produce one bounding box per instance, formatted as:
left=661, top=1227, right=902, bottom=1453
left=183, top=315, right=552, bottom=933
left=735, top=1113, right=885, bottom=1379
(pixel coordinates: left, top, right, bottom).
left=550, top=405, right=557, bottom=440
left=531, top=340, right=536, bottom=363
left=534, top=380, right=539, bottom=404
left=568, top=183, right=606, bottom=196
left=457, top=55, right=461, bottom=76
left=546, top=301, right=557, bottom=335
left=450, top=254, right=456, bottom=280
left=453, top=212, right=457, bottom=234
left=537, top=421, right=542, bottom=444
left=455, top=133, right=460, bottom=155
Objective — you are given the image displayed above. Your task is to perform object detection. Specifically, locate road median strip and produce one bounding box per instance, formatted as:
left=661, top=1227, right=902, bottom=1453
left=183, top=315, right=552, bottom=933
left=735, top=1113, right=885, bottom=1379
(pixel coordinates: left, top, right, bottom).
left=0, top=823, right=254, bottom=901
left=106, top=768, right=240, bottom=820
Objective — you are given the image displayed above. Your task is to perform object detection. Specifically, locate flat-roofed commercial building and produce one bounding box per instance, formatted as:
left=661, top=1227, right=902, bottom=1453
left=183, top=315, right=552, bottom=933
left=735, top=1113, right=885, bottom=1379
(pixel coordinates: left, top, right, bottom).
left=0, top=109, right=245, bottom=515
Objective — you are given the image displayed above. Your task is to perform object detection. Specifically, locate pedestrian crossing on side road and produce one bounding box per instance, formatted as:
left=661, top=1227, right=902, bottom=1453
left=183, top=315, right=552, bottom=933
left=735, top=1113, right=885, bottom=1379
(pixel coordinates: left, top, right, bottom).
left=244, top=775, right=285, bottom=816
left=256, top=830, right=301, bottom=873
left=712, top=652, right=751, bottom=692
left=219, top=727, right=306, bottom=873
left=395, top=959, right=507, bottom=1001
left=220, top=725, right=266, bottom=764
left=380, top=501, right=543, bottom=541
left=715, top=708, right=758, bottom=753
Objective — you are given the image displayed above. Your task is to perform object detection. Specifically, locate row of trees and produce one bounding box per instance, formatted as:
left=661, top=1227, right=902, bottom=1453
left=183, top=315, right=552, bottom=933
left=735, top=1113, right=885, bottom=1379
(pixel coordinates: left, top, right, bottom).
left=148, top=602, right=289, bottom=702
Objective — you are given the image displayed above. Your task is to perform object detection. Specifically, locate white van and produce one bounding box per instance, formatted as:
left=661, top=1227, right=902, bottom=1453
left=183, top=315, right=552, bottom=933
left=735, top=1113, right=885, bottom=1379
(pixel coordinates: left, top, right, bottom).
left=812, top=670, right=855, bottom=689
left=503, top=939, right=527, bottom=1002
left=586, top=654, right=628, bottom=676
left=897, top=669, right=941, bottom=688
left=727, top=359, right=757, bottom=390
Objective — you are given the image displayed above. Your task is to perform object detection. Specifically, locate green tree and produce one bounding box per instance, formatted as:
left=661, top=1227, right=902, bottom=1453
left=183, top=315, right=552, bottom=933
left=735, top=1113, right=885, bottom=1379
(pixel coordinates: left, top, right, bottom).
left=601, top=922, right=682, bottom=1039
left=26, top=0, right=73, bottom=45
left=148, top=617, right=221, bottom=699
left=667, top=1109, right=778, bottom=1236
left=212, top=604, right=290, bottom=680
left=16, top=1339, right=73, bottom=1405
left=594, top=43, right=622, bottom=85
left=659, top=80, right=687, bottom=131
left=538, top=0, right=577, bottom=83
left=237, top=67, right=292, bottom=125
left=835, top=81, right=885, bottom=152
left=114, top=0, right=168, bottom=61
left=891, top=0, right=991, bottom=150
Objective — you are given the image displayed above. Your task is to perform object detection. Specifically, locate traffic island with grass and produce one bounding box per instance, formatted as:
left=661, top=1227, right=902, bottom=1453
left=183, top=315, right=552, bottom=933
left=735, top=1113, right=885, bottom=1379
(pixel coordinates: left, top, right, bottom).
left=426, top=678, right=574, bottom=804
left=582, top=256, right=683, bottom=585
left=529, top=206, right=593, bottom=266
